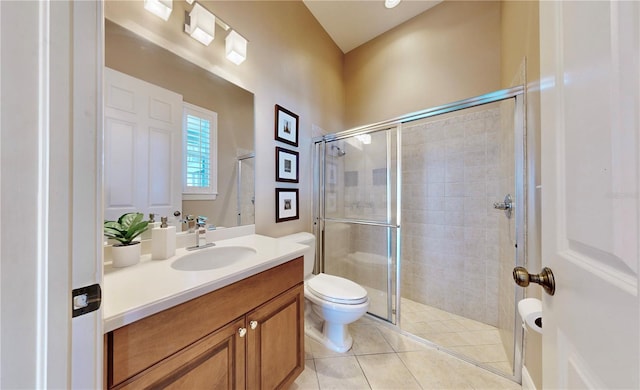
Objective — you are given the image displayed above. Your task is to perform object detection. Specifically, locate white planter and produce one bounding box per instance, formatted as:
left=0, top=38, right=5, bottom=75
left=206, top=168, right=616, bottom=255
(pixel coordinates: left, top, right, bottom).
left=111, top=242, right=141, bottom=268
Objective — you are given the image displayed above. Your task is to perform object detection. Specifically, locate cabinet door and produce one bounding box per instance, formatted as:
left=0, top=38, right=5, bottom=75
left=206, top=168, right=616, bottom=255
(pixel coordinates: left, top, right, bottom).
left=118, top=318, right=245, bottom=390
left=246, top=284, right=305, bottom=389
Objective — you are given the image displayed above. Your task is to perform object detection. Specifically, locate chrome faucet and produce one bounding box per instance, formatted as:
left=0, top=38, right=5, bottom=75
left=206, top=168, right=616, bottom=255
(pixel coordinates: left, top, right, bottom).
left=180, top=215, right=197, bottom=233
left=186, top=216, right=215, bottom=251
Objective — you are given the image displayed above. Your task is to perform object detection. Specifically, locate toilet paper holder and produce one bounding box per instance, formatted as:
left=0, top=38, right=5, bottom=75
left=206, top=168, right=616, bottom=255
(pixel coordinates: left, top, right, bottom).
left=513, top=266, right=556, bottom=296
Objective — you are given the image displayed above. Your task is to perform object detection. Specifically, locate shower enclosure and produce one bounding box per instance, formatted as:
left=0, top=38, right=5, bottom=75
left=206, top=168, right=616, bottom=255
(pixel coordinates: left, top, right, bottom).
left=237, top=153, right=255, bottom=225
left=313, top=87, right=525, bottom=381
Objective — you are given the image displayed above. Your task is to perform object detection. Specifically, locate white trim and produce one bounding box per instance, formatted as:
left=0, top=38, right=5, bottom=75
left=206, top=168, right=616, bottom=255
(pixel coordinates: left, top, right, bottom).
left=0, top=0, right=3, bottom=380
left=522, top=365, right=537, bottom=390
left=70, top=1, right=103, bottom=388
left=183, top=193, right=218, bottom=201
left=36, top=1, right=51, bottom=386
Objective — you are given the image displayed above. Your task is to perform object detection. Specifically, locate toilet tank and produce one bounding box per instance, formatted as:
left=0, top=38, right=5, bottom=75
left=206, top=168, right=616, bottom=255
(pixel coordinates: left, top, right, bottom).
left=279, top=232, right=315, bottom=277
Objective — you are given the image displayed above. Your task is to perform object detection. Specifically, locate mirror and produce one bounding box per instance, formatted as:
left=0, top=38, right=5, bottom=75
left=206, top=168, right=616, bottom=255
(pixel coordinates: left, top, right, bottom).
left=104, top=20, right=255, bottom=228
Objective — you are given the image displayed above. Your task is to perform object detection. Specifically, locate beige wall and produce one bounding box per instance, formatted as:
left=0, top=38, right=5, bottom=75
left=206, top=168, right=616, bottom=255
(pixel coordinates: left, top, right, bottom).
left=501, top=1, right=542, bottom=388
left=105, top=0, right=344, bottom=237
left=343, top=0, right=502, bottom=128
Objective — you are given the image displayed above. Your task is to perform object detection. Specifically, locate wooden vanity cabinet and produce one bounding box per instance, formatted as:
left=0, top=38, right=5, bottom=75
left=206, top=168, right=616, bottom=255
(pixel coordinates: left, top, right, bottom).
left=105, top=257, right=304, bottom=389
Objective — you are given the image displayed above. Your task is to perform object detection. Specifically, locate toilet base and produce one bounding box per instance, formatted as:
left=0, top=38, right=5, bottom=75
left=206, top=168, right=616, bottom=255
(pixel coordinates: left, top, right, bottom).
left=304, top=310, right=353, bottom=353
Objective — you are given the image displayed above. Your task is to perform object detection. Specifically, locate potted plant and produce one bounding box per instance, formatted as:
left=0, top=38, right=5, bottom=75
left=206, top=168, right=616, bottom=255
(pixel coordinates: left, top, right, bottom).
left=104, top=212, right=149, bottom=267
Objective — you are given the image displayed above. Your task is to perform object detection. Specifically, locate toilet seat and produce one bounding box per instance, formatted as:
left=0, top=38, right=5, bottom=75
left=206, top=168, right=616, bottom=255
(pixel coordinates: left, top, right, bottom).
left=307, top=273, right=367, bottom=305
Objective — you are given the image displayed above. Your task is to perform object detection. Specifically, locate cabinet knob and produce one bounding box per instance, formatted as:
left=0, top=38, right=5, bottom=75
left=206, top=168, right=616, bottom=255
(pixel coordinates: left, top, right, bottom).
left=238, top=327, right=247, bottom=337
left=250, top=320, right=258, bottom=330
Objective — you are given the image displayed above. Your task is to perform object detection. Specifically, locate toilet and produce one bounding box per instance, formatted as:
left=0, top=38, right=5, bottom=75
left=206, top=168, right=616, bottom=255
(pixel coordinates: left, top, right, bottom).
left=280, top=232, right=369, bottom=353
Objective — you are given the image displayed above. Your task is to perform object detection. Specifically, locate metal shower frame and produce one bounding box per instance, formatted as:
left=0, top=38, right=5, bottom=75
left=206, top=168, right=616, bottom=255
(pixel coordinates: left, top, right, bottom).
left=312, top=85, right=526, bottom=383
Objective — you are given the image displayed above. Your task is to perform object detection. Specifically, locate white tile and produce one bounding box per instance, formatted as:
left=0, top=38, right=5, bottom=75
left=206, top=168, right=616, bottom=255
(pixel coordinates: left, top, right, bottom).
left=305, top=335, right=314, bottom=360
left=464, top=133, right=486, bottom=152
left=308, top=336, right=354, bottom=359
left=461, top=363, right=520, bottom=390
left=376, top=326, right=431, bottom=353
left=484, top=361, right=515, bottom=376
left=350, top=324, right=395, bottom=355
left=291, top=359, right=320, bottom=390
left=420, top=331, right=471, bottom=347
left=448, top=344, right=509, bottom=363
left=456, top=318, right=496, bottom=332
left=398, top=350, right=474, bottom=389
left=445, top=182, right=465, bottom=197
left=425, top=127, right=445, bottom=143
left=356, top=353, right=422, bottom=389
left=445, top=196, right=464, bottom=211
left=314, top=356, right=371, bottom=390
left=445, top=165, right=465, bottom=182
left=459, top=329, right=502, bottom=346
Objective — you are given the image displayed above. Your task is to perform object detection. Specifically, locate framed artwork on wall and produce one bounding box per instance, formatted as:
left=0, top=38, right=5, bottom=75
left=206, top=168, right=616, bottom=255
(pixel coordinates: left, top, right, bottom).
left=276, top=146, right=299, bottom=183
left=275, top=188, right=299, bottom=223
left=274, top=104, right=299, bottom=147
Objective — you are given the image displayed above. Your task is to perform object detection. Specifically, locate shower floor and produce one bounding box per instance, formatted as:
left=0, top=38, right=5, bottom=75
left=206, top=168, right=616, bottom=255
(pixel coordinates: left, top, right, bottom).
left=365, top=287, right=512, bottom=374
left=399, top=297, right=512, bottom=373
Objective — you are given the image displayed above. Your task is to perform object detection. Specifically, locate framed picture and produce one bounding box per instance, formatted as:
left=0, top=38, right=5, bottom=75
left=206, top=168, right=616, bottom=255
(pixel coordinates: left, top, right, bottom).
left=276, top=147, right=299, bottom=183
left=274, top=104, right=299, bottom=147
left=275, top=188, right=299, bottom=223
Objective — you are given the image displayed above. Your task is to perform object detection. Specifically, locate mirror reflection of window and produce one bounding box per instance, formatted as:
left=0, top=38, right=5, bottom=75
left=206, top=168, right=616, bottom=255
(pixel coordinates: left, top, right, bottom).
left=182, top=103, right=218, bottom=201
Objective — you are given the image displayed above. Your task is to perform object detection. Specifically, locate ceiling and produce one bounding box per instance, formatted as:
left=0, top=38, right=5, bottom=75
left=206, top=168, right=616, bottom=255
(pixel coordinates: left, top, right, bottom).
left=302, top=0, right=442, bottom=53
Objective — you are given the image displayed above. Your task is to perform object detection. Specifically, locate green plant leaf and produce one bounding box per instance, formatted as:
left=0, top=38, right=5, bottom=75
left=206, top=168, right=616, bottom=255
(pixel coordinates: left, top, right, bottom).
left=119, top=213, right=143, bottom=230
left=105, top=213, right=147, bottom=245
left=124, top=221, right=149, bottom=241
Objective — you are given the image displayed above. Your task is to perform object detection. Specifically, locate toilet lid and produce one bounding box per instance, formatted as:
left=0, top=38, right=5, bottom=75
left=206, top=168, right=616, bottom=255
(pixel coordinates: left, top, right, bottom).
left=307, top=273, right=368, bottom=305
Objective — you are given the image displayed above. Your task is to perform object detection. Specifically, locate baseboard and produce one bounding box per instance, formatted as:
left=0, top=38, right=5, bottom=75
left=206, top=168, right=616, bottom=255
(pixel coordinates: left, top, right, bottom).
left=522, top=365, right=537, bottom=390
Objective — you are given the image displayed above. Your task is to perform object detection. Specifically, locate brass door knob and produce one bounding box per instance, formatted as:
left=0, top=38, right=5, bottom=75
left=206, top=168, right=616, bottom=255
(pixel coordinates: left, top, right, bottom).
left=513, top=266, right=556, bottom=296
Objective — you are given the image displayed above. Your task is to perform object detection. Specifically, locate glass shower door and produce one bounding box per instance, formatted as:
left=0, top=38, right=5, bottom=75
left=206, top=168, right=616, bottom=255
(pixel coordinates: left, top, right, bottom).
left=237, top=154, right=255, bottom=226
left=317, top=128, right=399, bottom=322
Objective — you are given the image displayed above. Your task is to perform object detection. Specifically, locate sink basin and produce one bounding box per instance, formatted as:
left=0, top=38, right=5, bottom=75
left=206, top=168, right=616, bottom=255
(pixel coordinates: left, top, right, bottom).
left=171, top=246, right=257, bottom=271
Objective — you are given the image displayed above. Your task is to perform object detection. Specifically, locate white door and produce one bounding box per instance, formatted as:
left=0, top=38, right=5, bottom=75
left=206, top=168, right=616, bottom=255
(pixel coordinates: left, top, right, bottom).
left=540, top=1, right=639, bottom=388
left=1, top=1, right=103, bottom=388
left=104, top=68, right=183, bottom=222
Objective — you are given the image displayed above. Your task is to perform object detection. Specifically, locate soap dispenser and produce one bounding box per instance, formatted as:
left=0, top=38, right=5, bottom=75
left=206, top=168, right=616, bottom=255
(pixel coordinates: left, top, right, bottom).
left=152, top=216, right=176, bottom=260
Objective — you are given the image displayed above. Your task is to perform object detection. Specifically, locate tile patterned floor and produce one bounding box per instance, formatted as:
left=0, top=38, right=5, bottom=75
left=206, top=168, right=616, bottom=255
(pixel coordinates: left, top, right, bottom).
left=291, top=313, right=521, bottom=390
left=399, top=298, right=512, bottom=373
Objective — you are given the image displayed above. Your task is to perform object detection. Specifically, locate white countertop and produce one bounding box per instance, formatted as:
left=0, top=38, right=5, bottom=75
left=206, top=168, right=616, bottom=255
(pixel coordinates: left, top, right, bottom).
left=103, top=234, right=307, bottom=333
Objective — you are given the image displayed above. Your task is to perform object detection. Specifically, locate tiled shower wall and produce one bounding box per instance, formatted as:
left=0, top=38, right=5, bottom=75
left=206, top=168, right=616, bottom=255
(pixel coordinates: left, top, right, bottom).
left=401, top=105, right=513, bottom=326
left=322, top=104, right=516, bottom=334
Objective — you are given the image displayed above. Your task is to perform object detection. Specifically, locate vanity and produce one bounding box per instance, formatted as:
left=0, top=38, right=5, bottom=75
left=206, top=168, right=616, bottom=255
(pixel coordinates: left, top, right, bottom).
left=103, top=233, right=307, bottom=389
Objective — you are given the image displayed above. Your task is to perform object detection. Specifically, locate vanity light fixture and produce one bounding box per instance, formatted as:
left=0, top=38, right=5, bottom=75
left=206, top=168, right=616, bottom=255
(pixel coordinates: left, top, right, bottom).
left=384, top=0, right=401, bottom=9
left=184, top=2, right=216, bottom=46
left=144, top=0, right=173, bottom=21
left=225, top=30, right=248, bottom=65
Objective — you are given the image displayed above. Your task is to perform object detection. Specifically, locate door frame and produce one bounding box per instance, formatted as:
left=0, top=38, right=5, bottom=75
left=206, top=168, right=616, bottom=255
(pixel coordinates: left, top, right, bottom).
left=0, top=1, right=104, bottom=388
